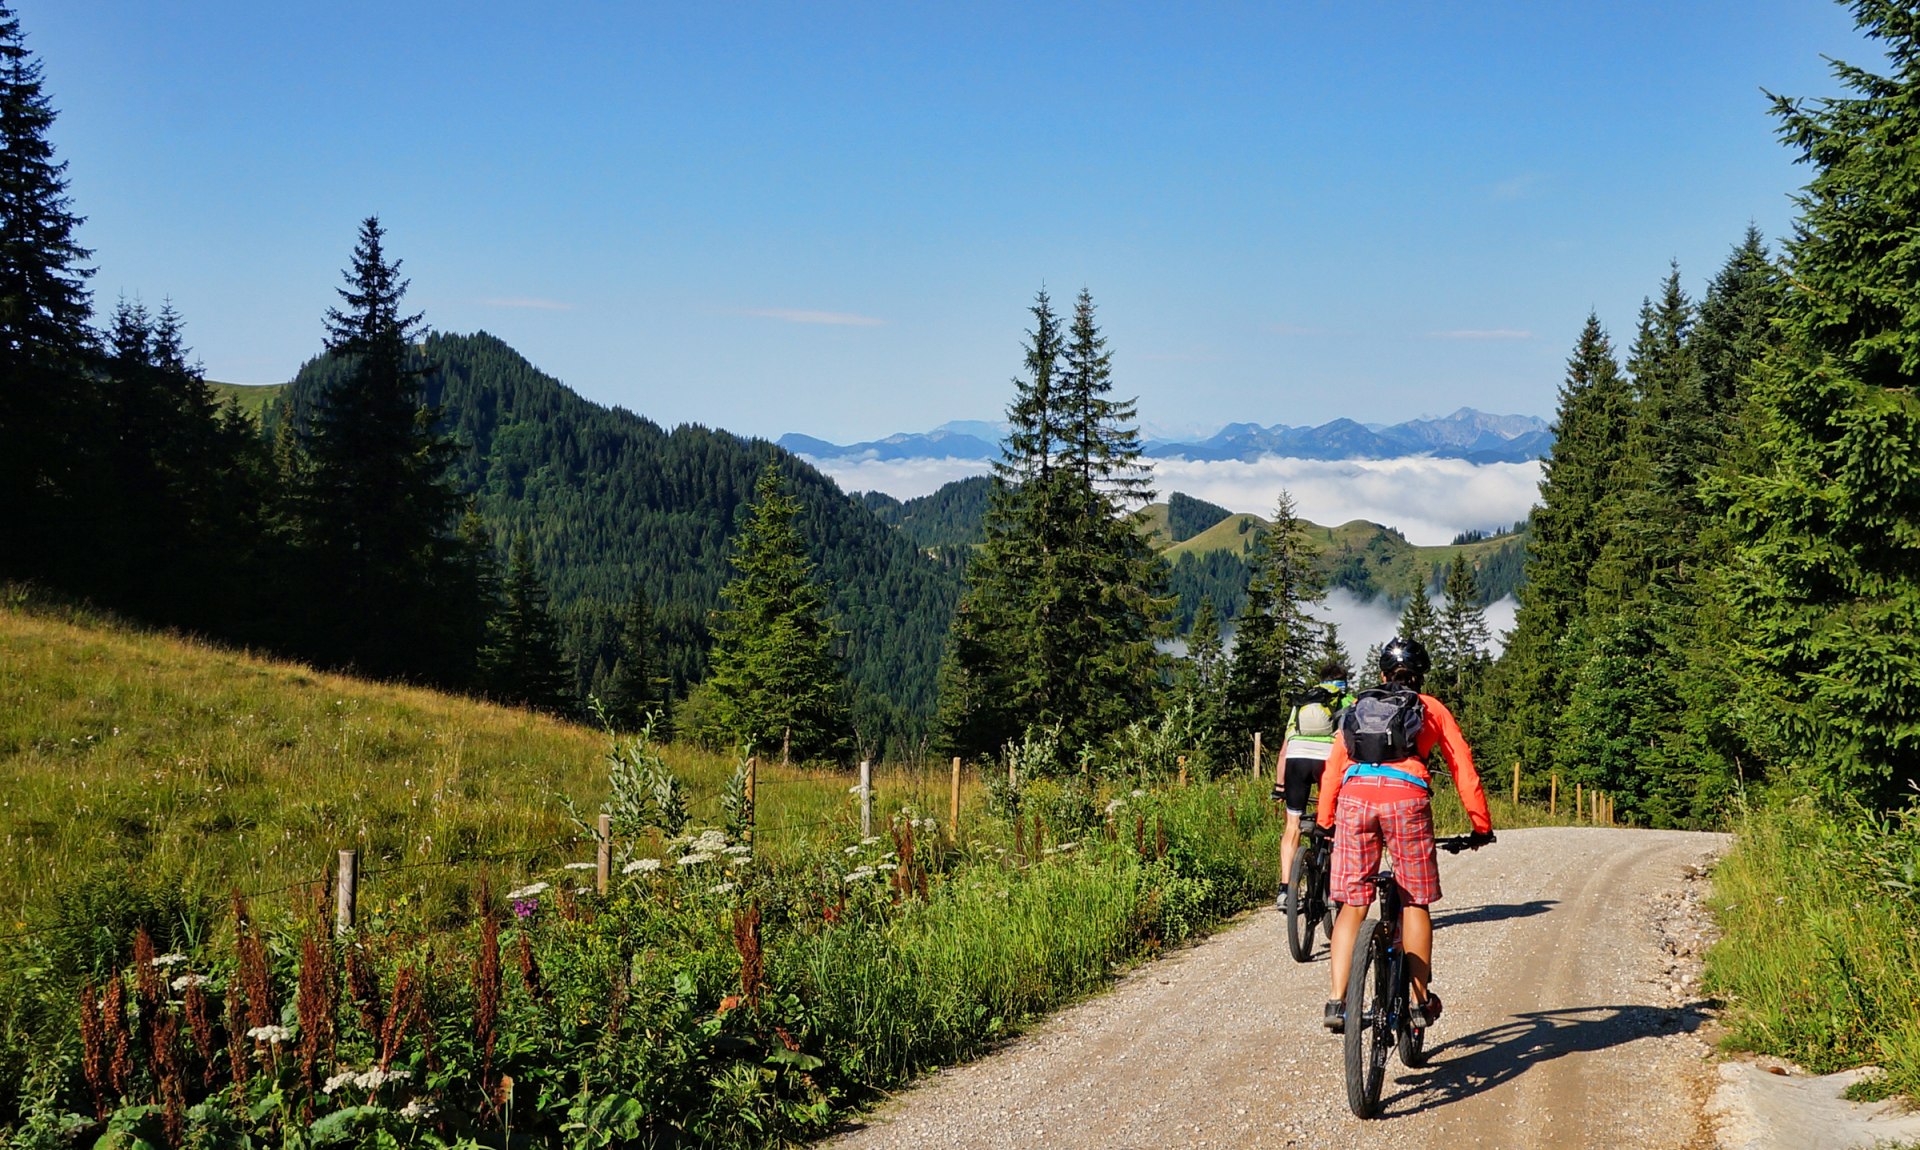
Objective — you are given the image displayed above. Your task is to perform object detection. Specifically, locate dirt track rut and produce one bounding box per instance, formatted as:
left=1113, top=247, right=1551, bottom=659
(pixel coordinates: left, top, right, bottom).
left=828, top=826, right=1728, bottom=1149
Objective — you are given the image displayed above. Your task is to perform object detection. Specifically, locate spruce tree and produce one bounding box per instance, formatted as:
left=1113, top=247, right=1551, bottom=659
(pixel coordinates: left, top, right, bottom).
left=292, top=217, right=480, bottom=685
left=937, top=288, right=1167, bottom=762
left=0, top=1, right=96, bottom=582
left=1181, top=595, right=1231, bottom=770
left=603, top=584, right=671, bottom=734
left=1477, top=315, right=1631, bottom=776
left=708, top=469, right=850, bottom=762
left=481, top=535, right=574, bottom=713
left=1722, top=3, right=1920, bottom=805
left=1396, top=581, right=1437, bottom=649
left=1224, top=490, right=1324, bottom=752
left=1434, top=556, right=1490, bottom=707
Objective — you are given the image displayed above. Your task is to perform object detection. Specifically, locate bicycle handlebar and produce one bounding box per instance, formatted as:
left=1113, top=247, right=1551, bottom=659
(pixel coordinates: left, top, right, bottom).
left=1438, top=832, right=1496, bottom=854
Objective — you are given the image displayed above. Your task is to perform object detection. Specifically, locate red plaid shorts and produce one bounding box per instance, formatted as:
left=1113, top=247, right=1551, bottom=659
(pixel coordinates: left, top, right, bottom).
left=1331, top=780, right=1441, bottom=906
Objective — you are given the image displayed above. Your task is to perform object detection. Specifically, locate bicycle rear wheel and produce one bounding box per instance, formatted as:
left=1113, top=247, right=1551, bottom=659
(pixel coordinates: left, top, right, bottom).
left=1343, top=926, right=1390, bottom=1118
left=1285, top=856, right=1316, bottom=962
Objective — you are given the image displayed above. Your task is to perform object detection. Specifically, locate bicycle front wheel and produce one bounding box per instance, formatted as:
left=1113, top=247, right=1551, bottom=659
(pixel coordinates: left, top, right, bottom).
left=1343, top=925, right=1390, bottom=1118
left=1285, top=856, right=1316, bottom=962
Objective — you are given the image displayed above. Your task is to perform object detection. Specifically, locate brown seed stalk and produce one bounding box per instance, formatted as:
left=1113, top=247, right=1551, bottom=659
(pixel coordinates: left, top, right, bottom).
left=296, top=929, right=337, bottom=1095
left=103, top=975, right=132, bottom=1098
left=473, top=907, right=502, bottom=1094
left=78, top=981, right=111, bottom=1118
left=183, top=979, right=217, bottom=1087
left=514, top=931, right=544, bottom=1001
left=151, top=1006, right=186, bottom=1147
left=732, top=903, right=765, bottom=1008
left=346, top=943, right=384, bottom=1039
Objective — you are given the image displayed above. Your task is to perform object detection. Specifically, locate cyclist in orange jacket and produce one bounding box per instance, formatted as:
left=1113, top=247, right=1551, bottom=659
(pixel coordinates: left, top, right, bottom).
left=1315, top=635, right=1493, bottom=1034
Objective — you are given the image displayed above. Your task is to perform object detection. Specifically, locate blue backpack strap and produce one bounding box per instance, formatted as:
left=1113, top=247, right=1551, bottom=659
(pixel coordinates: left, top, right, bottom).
left=1342, top=762, right=1431, bottom=790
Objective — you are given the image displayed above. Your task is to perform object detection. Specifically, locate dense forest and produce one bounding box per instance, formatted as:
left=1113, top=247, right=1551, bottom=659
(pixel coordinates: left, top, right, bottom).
left=277, top=333, right=960, bottom=748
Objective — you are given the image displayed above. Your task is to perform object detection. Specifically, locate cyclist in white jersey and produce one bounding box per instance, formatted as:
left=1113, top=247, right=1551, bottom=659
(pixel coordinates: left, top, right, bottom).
left=1273, top=664, right=1355, bottom=893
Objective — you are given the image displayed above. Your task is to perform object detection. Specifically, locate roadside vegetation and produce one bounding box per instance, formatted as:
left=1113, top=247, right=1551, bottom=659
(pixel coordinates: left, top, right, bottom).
left=1705, top=794, right=1920, bottom=1103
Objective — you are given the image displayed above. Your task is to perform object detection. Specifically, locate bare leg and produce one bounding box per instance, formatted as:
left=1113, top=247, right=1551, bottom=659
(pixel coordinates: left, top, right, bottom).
left=1279, top=810, right=1302, bottom=891
left=1327, top=902, right=1370, bottom=999
left=1401, top=905, right=1433, bottom=1002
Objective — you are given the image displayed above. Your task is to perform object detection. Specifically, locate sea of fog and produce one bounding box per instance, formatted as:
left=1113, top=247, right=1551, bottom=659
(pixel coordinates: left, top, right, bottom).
left=808, top=454, right=1543, bottom=547
left=1162, top=588, right=1519, bottom=662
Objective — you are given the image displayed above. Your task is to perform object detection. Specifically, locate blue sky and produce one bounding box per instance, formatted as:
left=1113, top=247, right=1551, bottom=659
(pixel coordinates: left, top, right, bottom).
left=31, top=2, right=1866, bottom=441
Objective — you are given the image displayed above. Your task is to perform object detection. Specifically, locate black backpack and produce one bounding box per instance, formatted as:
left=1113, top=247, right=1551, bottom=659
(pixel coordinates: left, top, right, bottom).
left=1340, top=685, right=1425, bottom=763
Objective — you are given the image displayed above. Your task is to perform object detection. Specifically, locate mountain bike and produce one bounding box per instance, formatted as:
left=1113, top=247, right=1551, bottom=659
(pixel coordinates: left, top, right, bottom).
left=1284, top=822, right=1337, bottom=962
left=1343, top=832, right=1493, bottom=1119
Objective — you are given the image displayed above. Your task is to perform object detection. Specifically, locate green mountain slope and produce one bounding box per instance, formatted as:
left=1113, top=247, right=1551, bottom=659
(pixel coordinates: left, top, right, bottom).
left=205, top=380, right=286, bottom=423
left=279, top=332, right=959, bottom=729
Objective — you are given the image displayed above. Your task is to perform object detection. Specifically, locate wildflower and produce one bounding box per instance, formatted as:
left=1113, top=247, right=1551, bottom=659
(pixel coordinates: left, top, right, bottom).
left=149, top=953, right=187, bottom=969
left=860, top=835, right=881, bottom=846
left=399, top=1098, right=438, bottom=1122
left=1105, top=799, right=1126, bottom=816
left=623, top=858, right=662, bottom=874
left=710, top=881, right=738, bottom=894
left=170, top=974, right=208, bottom=992
left=678, top=851, right=717, bottom=867
left=1056, top=842, right=1078, bottom=852
left=723, top=844, right=751, bottom=856
left=876, top=863, right=899, bottom=872
left=842, top=845, right=861, bottom=856
left=321, top=1071, right=356, bottom=1095
left=504, top=882, right=549, bottom=900
left=1131, top=789, right=1146, bottom=798
left=563, top=861, right=596, bottom=871
left=246, top=1024, right=294, bottom=1044
left=844, top=867, right=876, bottom=883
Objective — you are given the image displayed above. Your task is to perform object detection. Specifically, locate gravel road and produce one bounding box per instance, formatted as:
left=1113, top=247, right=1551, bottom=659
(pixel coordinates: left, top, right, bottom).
left=829, top=826, right=1729, bottom=1150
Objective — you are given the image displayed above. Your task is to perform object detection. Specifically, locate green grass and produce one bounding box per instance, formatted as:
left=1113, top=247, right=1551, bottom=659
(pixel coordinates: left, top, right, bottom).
left=0, top=587, right=976, bottom=931
left=204, top=379, right=285, bottom=423
left=1704, top=790, right=1920, bottom=1104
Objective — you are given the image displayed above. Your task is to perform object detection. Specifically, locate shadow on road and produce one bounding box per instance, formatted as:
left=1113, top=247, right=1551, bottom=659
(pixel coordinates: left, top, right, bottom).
left=1431, top=899, right=1559, bottom=928
left=1376, top=1001, right=1712, bottom=1118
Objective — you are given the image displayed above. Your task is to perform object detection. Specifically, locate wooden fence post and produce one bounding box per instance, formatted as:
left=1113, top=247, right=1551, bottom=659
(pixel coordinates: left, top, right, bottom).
left=1177, top=755, right=1188, bottom=788
left=1512, top=761, right=1520, bottom=806
left=334, top=849, right=357, bottom=935
left=1550, top=773, right=1558, bottom=817
left=949, top=756, right=961, bottom=842
left=596, top=813, right=612, bottom=896
left=745, top=756, right=757, bottom=845
left=1574, top=783, right=1582, bottom=825
left=859, top=759, right=873, bottom=838
left=1252, top=731, right=1262, bottom=778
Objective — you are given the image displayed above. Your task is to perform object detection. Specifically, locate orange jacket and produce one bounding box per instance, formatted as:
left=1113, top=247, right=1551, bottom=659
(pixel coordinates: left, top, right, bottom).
left=1315, top=691, right=1493, bottom=835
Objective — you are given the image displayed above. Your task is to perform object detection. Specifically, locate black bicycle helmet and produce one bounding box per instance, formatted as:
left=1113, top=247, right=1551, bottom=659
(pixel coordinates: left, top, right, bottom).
left=1378, top=635, right=1431, bottom=686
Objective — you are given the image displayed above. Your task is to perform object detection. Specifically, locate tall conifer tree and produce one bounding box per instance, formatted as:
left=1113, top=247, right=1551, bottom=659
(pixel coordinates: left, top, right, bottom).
left=1225, top=490, right=1324, bottom=750
left=1477, top=315, right=1631, bottom=775
left=1723, top=3, right=1920, bottom=805
left=293, top=217, right=480, bottom=685
left=481, top=535, right=574, bottom=713
left=0, top=2, right=96, bottom=581
left=708, top=469, right=850, bottom=762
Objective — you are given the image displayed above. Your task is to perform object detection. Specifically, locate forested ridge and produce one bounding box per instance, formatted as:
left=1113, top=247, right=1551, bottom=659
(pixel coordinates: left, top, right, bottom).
left=277, top=332, right=960, bottom=742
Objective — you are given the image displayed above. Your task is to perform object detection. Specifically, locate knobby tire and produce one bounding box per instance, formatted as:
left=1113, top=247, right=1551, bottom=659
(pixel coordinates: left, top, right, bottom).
left=1285, top=854, right=1316, bottom=962
left=1343, top=926, right=1389, bottom=1118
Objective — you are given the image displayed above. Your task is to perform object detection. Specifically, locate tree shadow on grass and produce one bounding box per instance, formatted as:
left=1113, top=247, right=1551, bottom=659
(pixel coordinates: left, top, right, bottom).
left=1431, top=899, right=1559, bottom=928
left=1374, top=1000, right=1713, bottom=1118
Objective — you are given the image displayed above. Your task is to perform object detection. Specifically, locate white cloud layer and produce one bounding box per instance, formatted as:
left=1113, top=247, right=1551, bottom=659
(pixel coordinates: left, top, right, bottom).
left=1315, top=590, right=1519, bottom=664
left=807, top=454, right=1544, bottom=546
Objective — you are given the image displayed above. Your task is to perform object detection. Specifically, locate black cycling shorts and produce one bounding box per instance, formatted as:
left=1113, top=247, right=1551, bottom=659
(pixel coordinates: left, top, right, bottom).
left=1282, top=756, right=1327, bottom=815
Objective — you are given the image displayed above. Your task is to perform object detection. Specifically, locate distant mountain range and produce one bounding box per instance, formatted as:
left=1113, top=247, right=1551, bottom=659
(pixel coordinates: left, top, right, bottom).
left=781, top=408, right=1553, bottom=465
